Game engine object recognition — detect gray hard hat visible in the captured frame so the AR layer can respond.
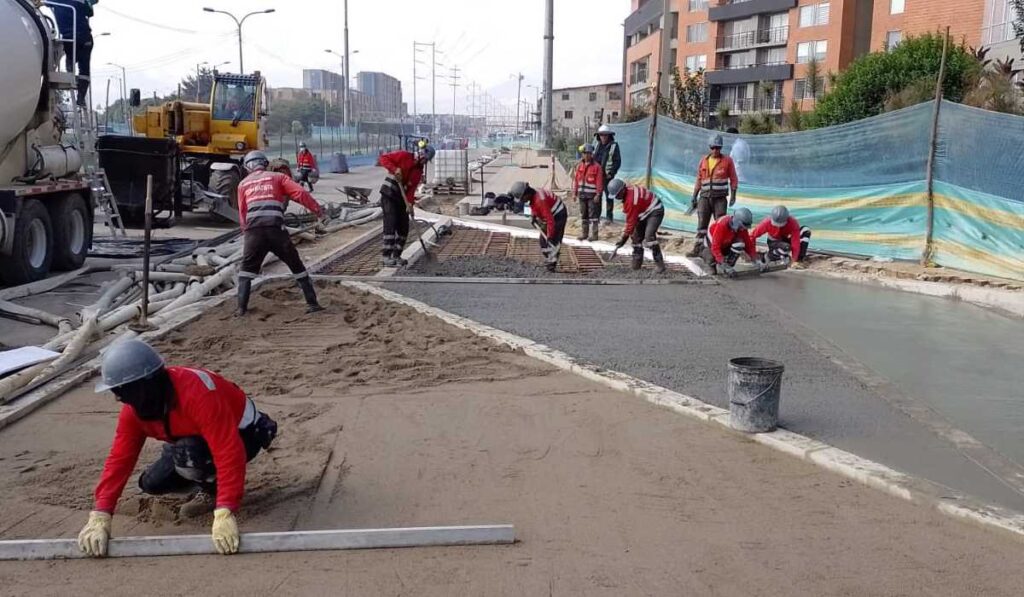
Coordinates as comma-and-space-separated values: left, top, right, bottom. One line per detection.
709, 134, 724, 148
299, 142, 307, 149
607, 178, 626, 199
582, 143, 595, 153
509, 181, 531, 200
731, 207, 753, 230
771, 205, 790, 227
95, 339, 165, 393
243, 150, 269, 171
417, 144, 436, 162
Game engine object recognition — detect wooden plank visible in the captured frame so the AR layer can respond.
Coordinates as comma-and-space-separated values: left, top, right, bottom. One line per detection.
0, 524, 515, 561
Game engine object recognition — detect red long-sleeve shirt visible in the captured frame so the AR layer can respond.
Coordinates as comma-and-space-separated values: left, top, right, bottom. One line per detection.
751, 216, 802, 259
93, 367, 251, 514
708, 215, 756, 264
621, 185, 663, 237
237, 170, 323, 231
377, 150, 424, 205
528, 188, 566, 238
572, 160, 605, 198
296, 150, 318, 170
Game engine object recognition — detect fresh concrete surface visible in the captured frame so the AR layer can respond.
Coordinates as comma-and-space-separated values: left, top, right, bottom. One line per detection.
384, 280, 1024, 512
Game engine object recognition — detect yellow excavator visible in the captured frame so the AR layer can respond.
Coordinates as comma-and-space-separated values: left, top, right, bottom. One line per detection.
100, 71, 269, 223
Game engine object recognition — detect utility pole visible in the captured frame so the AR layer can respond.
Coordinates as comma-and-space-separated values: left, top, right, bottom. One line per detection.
413, 41, 436, 132
449, 66, 461, 136
343, 0, 351, 128
542, 0, 554, 146
432, 45, 437, 136
412, 42, 417, 121
515, 72, 524, 135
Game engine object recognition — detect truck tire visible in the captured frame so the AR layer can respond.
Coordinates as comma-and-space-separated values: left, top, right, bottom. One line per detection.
51, 193, 93, 271
209, 168, 241, 210
0, 199, 54, 285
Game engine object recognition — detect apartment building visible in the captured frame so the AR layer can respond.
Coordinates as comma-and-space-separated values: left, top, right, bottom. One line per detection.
623, 0, 1022, 121
356, 72, 405, 119
551, 83, 624, 135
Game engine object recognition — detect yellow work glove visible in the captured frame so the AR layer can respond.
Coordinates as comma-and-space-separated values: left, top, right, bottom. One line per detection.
212, 508, 240, 555
77, 511, 112, 557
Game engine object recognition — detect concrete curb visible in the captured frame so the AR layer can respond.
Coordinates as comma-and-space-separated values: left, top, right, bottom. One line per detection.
791, 269, 1024, 319
345, 280, 1024, 544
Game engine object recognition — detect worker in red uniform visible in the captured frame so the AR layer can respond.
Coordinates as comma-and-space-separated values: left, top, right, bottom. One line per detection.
688, 134, 739, 257
750, 205, 811, 269
77, 340, 278, 557
573, 144, 605, 242
295, 143, 319, 191
235, 150, 326, 316
701, 207, 766, 277
510, 181, 567, 272
607, 178, 667, 273
377, 143, 436, 266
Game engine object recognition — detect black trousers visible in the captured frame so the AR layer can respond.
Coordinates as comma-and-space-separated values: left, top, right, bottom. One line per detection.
696, 193, 728, 237
631, 210, 665, 255
63, 36, 93, 104
138, 429, 263, 496
381, 193, 409, 259
240, 226, 308, 279
538, 210, 568, 250
766, 227, 812, 262
700, 236, 743, 269
578, 195, 600, 222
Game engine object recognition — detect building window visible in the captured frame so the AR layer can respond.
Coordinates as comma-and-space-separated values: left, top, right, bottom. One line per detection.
608, 89, 622, 101
564, 110, 574, 120
561, 92, 570, 100
799, 2, 830, 27
688, 0, 708, 12
630, 56, 651, 85
794, 77, 825, 100
589, 92, 598, 102
612, 111, 620, 119
890, 0, 905, 14
594, 110, 603, 120
885, 30, 902, 50
983, 0, 1020, 45
686, 22, 708, 43
684, 54, 708, 72
797, 40, 827, 63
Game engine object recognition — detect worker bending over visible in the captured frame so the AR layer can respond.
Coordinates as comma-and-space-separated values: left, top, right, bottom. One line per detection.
751, 205, 811, 269
235, 151, 325, 316
593, 125, 622, 224
510, 181, 567, 272
78, 340, 278, 557
702, 207, 767, 278
688, 134, 739, 257
234, 151, 325, 315
377, 143, 436, 266
608, 179, 666, 273
573, 144, 605, 242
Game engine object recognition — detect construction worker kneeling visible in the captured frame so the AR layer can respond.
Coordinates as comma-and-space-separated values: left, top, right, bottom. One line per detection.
510, 181, 567, 272
235, 150, 326, 316
751, 205, 812, 269
701, 207, 768, 278
78, 340, 278, 557
608, 179, 666, 273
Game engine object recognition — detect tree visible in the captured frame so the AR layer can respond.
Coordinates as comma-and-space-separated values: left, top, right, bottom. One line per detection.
739, 111, 778, 135
1013, 0, 1024, 55
178, 67, 215, 103
622, 103, 651, 123
785, 101, 807, 131
658, 66, 709, 126
805, 57, 822, 104
813, 33, 982, 126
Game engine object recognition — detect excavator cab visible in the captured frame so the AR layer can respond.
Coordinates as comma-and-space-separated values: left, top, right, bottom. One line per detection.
208, 73, 267, 155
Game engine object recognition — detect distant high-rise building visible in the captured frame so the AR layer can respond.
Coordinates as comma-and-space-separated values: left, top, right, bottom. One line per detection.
357, 72, 405, 119
303, 69, 345, 102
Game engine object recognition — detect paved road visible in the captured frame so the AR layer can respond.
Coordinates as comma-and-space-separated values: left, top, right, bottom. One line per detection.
385, 280, 1024, 512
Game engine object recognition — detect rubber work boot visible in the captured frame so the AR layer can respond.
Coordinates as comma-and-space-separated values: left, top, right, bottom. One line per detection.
631, 254, 644, 271
179, 488, 215, 519
686, 236, 704, 258
235, 277, 252, 317
577, 220, 589, 242
588, 220, 599, 242
652, 246, 667, 274
297, 277, 323, 313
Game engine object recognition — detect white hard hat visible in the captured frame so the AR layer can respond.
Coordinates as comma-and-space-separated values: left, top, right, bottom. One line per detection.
598, 125, 613, 134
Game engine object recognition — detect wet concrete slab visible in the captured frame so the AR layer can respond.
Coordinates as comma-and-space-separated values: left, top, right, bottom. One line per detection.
385, 281, 1024, 512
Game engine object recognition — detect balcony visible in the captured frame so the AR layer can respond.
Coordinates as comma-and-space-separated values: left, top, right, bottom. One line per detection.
716, 26, 789, 52
706, 62, 792, 85
709, 0, 797, 22
711, 96, 785, 115
625, 0, 665, 38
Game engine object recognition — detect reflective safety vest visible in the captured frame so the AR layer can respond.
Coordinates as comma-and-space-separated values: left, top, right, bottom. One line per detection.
621, 185, 663, 237
573, 160, 605, 199
696, 154, 738, 199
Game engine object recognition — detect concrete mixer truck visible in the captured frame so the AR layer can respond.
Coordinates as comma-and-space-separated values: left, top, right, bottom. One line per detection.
0, 0, 97, 285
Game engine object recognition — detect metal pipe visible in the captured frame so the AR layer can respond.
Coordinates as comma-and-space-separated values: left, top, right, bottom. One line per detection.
314, 275, 714, 286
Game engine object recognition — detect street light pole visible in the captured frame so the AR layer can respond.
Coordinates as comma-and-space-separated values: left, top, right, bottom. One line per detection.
343, 0, 350, 128
202, 7, 276, 73
107, 62, 128, 129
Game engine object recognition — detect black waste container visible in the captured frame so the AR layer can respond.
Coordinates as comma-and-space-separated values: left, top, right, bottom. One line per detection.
97, 136, 179, 223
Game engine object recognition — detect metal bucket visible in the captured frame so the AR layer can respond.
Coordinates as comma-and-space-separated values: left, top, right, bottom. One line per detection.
727, 357, 784, 433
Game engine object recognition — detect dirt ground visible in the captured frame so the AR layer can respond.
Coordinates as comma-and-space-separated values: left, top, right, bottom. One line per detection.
0, 283, 1023, 596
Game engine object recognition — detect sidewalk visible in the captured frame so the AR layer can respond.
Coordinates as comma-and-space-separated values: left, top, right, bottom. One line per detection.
0, 284, 1021, 596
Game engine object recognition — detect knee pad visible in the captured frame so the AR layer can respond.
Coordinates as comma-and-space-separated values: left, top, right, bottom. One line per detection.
172, 437, 215, 483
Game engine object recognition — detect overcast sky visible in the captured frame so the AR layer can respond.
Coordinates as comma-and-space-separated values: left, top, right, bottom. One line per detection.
77, 0, 627, 114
